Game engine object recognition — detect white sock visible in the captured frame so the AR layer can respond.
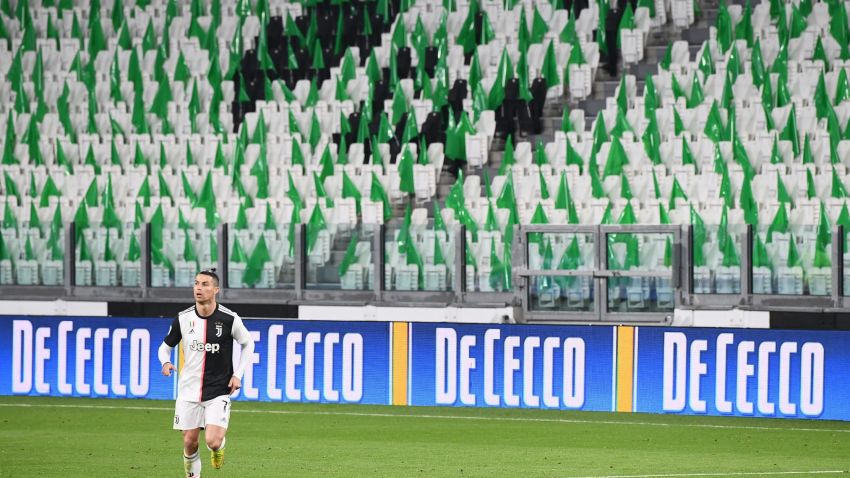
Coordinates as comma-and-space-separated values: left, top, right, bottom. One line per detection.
184, 451, 201, 477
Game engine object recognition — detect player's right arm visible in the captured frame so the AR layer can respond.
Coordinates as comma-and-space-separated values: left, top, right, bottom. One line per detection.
159, 317, 182, 376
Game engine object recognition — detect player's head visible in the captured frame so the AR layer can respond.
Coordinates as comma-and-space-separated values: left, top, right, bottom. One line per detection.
194, 268, 220, 305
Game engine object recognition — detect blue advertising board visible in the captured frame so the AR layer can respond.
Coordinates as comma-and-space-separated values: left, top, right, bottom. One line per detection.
408, 323, 616, 411
0, 316, 172, 399
5, 315, 850, 421
0, 316, 391, 405
633, 327, 850, 420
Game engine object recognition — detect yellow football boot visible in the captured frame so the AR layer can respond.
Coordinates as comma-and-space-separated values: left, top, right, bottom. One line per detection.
210, 448, 224, 469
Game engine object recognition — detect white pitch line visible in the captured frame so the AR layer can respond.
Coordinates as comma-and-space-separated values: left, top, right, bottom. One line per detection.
565, 471, 847, 478
1, 402, 850, 435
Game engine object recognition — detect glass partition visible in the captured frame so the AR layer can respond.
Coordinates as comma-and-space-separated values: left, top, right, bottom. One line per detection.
148, 223, 217, 288
14, 215, 850, 311
606, 231, 674, 312
76, 225, 144, 287
307, 223, 376, 290
843, 231, 850, 297
385, 219, 457, 292
2, 223, 65, 286
117, 228, 143, 288
527, 231, 596, 312
692, 224, 743, 295
463, 226, 511, 293
228, 222, 295, 289
753, 225, 831, 296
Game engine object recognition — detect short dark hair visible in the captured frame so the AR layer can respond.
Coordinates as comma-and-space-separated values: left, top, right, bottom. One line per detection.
197, 268, 220, 286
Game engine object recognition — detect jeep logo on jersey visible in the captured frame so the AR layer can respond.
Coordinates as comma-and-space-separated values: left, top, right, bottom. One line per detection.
215, 322, 223, 337
189, 340, 220, 353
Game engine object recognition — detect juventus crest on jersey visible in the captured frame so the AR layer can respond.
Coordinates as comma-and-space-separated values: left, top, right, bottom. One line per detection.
163, 304, 252, 402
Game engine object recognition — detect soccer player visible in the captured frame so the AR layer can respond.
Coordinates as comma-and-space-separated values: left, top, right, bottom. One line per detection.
158, 268, 255, 478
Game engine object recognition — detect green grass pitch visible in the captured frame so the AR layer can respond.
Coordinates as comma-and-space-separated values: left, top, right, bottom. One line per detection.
1, 396, 848, 477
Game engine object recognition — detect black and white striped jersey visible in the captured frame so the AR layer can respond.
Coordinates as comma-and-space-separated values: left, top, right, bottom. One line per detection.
161, 304, 253, 402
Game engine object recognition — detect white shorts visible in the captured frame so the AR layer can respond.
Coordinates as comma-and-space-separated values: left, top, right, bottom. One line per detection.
173, 395, 232, 431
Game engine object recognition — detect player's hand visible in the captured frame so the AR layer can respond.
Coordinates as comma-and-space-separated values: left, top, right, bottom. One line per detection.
228, 376, 242, 394
161, 362, 177, 377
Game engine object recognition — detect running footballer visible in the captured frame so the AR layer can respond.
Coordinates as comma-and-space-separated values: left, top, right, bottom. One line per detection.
158, 269, 255, 478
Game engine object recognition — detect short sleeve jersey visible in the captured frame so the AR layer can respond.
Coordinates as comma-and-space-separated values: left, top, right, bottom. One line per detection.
163, 304, 251, 402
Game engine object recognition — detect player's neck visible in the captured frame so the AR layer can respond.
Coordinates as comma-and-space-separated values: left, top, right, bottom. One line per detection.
195, 300, 217, 318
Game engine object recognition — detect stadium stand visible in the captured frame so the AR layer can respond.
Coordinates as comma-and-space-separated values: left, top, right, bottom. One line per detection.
1, 0, 850, 322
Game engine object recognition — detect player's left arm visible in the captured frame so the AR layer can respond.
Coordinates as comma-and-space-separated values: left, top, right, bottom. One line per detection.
228, 315, 255, 394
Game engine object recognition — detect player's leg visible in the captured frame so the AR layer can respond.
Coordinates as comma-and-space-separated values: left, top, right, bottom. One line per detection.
175, 400, 205, 478
182, 429, 202, 477
183, 428, 201, 455
205, 425, 227, 468
202, 395, 231, 469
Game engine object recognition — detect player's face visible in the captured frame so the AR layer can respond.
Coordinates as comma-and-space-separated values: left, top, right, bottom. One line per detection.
193, 275, 219, 304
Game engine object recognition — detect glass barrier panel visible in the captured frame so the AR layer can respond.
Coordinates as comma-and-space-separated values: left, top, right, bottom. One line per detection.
307, 223, 376, 291
117, 227, 143, 288
607, 232, 674, 312
464, 225, 509, 293
844, 233, 850, 297
527, 232, 596, 312
754, 225, 830, 296
528, 275, 595, 312
146, 224, 213, 288
77, 225, 143, 287
228, 223, 295, 289
692, 224, 743, 295
386, 220, 456, 292
3, 224, 65, 286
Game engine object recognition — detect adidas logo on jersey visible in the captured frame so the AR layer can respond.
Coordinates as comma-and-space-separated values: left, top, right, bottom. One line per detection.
188, 340, 221, 353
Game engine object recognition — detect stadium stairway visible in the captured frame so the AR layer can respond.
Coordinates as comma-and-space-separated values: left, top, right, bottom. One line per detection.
481, 0, 723, 187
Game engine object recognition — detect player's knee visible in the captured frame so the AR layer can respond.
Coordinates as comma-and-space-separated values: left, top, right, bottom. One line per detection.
206, 436, 223, 451
183, 435, 199, 453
